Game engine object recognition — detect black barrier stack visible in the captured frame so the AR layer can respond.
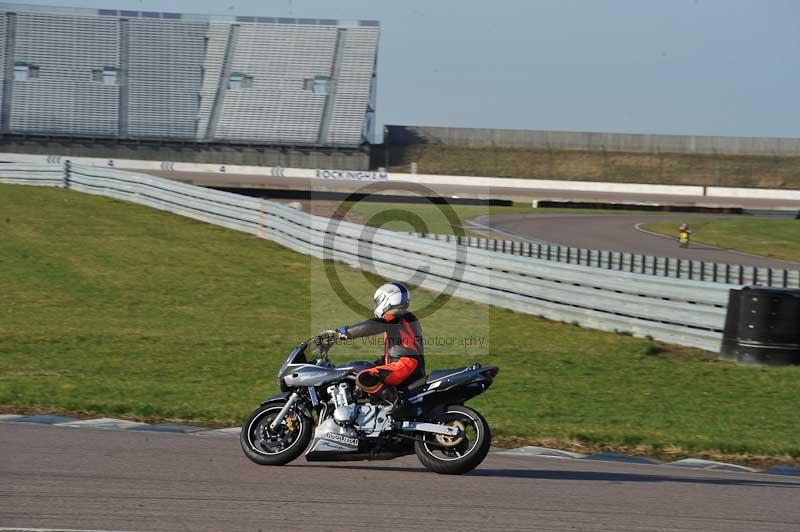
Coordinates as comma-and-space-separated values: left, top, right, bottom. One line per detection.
721, 286, 800, 365
719, 289, 741, 362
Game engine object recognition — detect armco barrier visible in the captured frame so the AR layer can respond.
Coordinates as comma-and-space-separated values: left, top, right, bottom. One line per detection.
414, 233, 800, 289
1, 162, 731, 351
8, 152, 800, 201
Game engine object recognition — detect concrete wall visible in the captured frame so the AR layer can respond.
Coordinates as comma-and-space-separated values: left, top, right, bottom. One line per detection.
0, 138, 369, 169
386, 125, 800, 156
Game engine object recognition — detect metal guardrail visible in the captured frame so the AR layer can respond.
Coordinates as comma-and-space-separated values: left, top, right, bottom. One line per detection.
1, 162, 731, 352
413, 233, 800, 289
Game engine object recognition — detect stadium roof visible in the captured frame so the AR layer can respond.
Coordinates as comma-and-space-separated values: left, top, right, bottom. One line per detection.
0, 3, 379, 27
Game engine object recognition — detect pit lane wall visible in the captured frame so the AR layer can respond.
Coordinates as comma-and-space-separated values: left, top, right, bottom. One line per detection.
2, 153, 800, 202
1, 162, 728, 352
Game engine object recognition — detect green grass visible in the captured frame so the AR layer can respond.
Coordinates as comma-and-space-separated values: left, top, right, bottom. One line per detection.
642, 218, 800, 263
2, 185, 800, 460
386, 144, 800, 188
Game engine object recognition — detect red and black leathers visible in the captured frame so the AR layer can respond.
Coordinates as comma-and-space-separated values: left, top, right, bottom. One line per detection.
340, 309, 425, 386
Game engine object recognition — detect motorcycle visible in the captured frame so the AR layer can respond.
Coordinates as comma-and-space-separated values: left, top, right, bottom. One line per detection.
679, 230, 691, 248
240, 334, 499, 475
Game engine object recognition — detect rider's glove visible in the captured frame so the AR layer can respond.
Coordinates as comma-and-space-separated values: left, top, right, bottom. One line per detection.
319, 327, 348, 342
319, 329, 338, 342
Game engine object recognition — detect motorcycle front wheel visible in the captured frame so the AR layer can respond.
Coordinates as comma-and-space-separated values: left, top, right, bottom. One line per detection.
414, 405, 491, 475
240, 402, 312, 466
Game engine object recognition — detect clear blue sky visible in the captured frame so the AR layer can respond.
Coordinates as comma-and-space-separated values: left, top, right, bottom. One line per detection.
16, 0, 800, 138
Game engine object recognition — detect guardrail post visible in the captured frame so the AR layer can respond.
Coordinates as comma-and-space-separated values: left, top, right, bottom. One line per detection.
738, 265, 744, 285
700, 261, 706, 281
724, 263, 729, 284
64, 160, 71, 189
753, 266, 758, 285
783, 269, 788, 288
712, 262, 718, 283
556, 246, 562, 262
676, 259, 682, 279
768, 268, 773, 287
547, 245, 552, 261
664, 257, 670, 277
688, 260, 694, 280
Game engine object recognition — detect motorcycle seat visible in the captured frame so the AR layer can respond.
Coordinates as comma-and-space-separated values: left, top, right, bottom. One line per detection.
400, 366, 472, 396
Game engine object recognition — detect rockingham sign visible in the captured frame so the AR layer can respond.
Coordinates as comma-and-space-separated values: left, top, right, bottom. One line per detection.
315, 169, 388, 181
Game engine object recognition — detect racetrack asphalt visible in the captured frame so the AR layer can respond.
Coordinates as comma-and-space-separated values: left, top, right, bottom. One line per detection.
2, 424, 799, 532
472, 213, 800, 269
147, 170, 800, 269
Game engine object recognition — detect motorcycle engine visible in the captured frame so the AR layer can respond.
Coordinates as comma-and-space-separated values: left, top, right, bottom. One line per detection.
327, 383, 391, 436
353, 404, 393, 437
330, 382, 357, 426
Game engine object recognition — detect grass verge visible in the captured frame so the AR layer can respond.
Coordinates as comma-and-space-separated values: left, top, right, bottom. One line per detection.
2, 185, 800, 464
641, 218, 800, 263
386, 144, 800, 188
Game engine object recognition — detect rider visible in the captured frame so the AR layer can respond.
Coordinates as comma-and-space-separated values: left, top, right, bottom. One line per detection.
679, 223, 692, 245
323, 282, 425, 395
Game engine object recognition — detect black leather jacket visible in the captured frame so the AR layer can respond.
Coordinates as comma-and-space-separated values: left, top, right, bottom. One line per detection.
340, 309, 425, 380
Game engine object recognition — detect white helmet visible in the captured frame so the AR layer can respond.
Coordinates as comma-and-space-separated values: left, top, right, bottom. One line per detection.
373, 282, 410, 319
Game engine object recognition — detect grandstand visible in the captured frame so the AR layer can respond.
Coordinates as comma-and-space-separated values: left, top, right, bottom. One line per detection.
0, 3, 379, 168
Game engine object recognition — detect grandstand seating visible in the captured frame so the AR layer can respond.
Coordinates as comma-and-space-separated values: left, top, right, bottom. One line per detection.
0, 4, 379, 147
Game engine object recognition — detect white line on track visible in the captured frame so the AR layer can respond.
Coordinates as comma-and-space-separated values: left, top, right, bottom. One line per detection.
632, 223, 721, 251
464, 217, 550, 245
634, 222, 800, 264
0, 528, 141, 532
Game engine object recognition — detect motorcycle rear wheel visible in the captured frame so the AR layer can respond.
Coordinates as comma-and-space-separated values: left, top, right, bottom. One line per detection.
240, 402, 312, 466
414, 405, 491, 475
